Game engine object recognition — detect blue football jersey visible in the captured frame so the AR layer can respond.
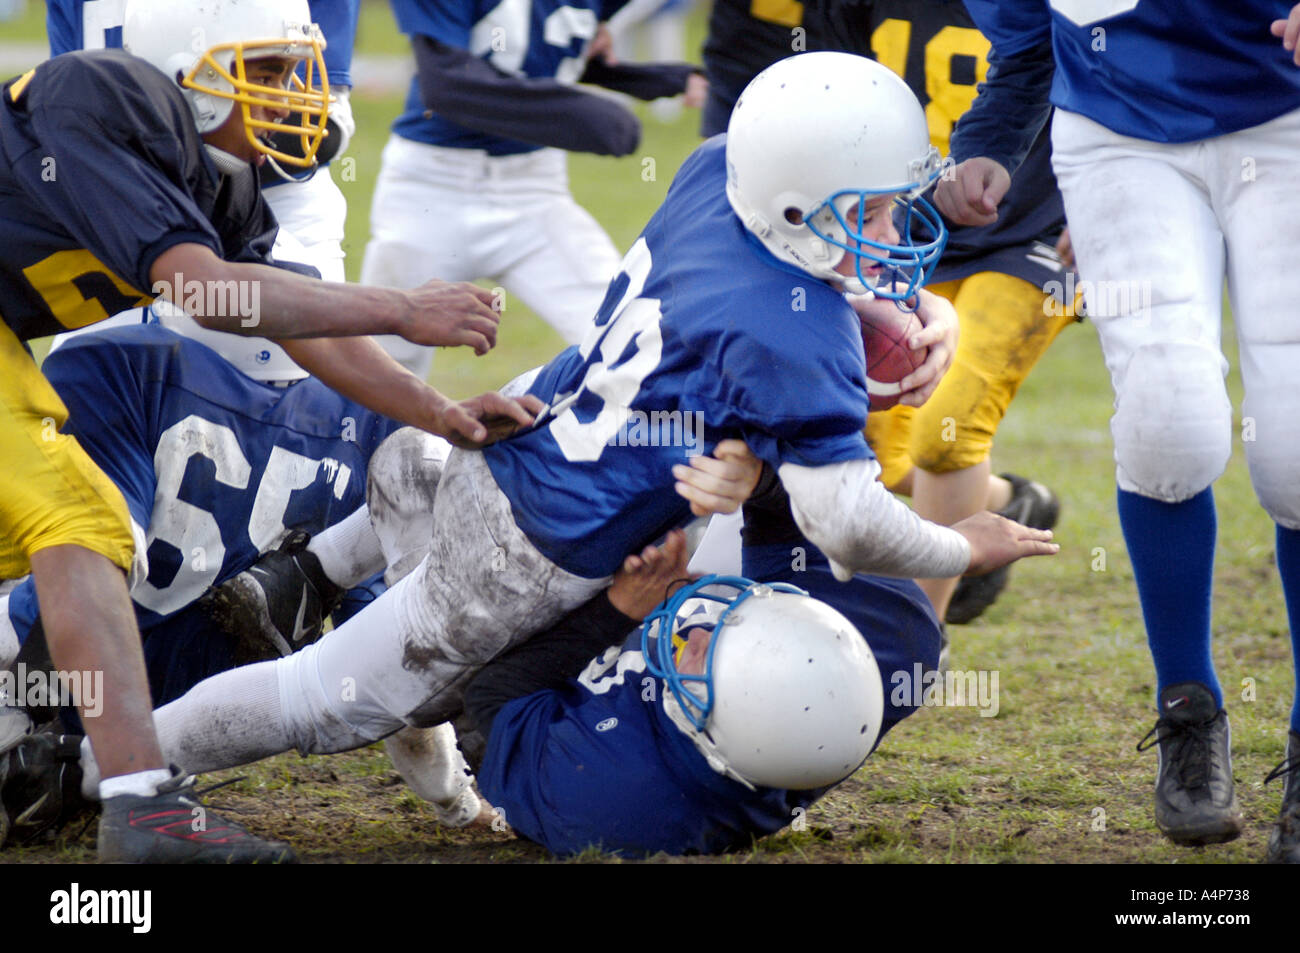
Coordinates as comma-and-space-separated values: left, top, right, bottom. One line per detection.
965, 0, 1300, 142
477, 542, 941, 857
483, 137, 872, 578
5, 325, 400, 703
46, 0, 124, 52
389, 0, 614, 153
47, 0, 360, 87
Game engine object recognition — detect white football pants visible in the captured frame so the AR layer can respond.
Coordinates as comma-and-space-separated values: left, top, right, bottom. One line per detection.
360, 135, 622, 378
267, 165, 348, 284
1051, 107, 1300, 527
145, 447, 609, 775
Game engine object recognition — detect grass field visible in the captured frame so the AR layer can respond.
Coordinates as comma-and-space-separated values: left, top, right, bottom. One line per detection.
3, 3, 1295, 867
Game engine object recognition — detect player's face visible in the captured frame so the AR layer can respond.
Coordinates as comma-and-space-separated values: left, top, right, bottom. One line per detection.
832, 193, 901, 279
676, 626, 713, 676
201, 56, 299, 165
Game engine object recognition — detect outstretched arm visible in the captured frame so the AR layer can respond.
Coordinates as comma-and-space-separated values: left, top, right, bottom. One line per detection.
780, 458, 1057, 580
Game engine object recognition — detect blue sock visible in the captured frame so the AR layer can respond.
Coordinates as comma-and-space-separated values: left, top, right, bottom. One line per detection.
1117, 487, 1220, 708
1275, 525, 1300, 733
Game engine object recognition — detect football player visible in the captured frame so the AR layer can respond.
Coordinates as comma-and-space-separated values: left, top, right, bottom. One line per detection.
935, 0, 1300, 862
48, 0, 359, 286
0, 0, 533, 863
45, 0, 386, 678
701, 1, 1074, 628
463, 469, 943, 856
67, 56, 1056, 852
361, 0, 706, 379
0, 428, 775, 843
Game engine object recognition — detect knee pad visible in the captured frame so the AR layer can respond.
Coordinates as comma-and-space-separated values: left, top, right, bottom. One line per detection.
1112, 343, 1231, 501
367, 429, 451, 584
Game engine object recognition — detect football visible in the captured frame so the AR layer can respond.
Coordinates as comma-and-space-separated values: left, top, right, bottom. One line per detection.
857, 304, 928, 411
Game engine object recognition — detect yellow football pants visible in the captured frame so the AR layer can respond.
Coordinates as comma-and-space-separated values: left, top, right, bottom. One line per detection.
866, 272, 1077, 491
0, 320, 135, 578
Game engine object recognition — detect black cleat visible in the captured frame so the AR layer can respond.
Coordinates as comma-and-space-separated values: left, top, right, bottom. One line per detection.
0, 729, 93, 847
202, 530, 343, 664
98, 769, 297, 864
946, 473, 1060, 625
1137, 682, 1243, 847
1266, 729, 1300, 864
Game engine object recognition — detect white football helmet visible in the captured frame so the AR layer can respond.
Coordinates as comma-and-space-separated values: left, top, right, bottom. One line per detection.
643, 576, 884, 791
123, 0, 329, 169
725, 52, 946, 301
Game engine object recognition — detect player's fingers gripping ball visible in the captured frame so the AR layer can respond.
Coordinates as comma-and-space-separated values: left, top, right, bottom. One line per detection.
856, 299, 929, 411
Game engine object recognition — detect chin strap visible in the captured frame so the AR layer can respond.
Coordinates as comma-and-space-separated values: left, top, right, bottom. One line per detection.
263, 153, 318, 184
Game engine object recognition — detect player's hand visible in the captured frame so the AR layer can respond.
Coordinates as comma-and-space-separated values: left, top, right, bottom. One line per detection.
399, 281, 501, 355
672, 439, 762, 518
325, 86, 355, 160
895, 288, 958, 407
933, 157, 1010, 227
431, 392, 544, 449
952, 510, 1058, 576
1055, 225, 1075, 270
609, 529, 690, 620
588, 23, 618, 65
1272, 4, 1300, 66
683, 72, 709, 109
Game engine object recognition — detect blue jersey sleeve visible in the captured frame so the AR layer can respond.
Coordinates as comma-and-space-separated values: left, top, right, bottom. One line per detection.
962, 0, 1051, 56
310, 0, 361, 87
948, 36, 1055, 175
46, 0, 85, 56
715, 308, 873, 471
389, 0, 475, 47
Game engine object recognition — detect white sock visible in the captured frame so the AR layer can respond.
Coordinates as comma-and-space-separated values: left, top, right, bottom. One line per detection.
82, 660, 290, 800
1, 590, 34, 752
307, 506, 385, 589
98, 768, 172, 800
153, 660, 288, 775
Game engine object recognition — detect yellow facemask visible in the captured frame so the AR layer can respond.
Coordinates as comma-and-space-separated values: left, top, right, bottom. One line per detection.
181, 28, 330, 169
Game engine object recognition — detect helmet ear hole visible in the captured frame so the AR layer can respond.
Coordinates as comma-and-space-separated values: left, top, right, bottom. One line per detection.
783, 207, 804, 226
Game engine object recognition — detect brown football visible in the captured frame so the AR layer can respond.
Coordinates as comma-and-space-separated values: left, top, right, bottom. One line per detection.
859, 307, 928, 411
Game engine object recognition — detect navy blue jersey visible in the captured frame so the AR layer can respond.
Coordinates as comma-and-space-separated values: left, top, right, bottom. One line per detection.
483, 137, 872, 578
47, 0, 361, 88
701, 0, 804, 135
477, 540, 941, 857
0, 51, 287, 341
4, 325, 400, 703
863, 0, 1066, 285
390, 0, 616, 154
965, 0, 1300, 143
